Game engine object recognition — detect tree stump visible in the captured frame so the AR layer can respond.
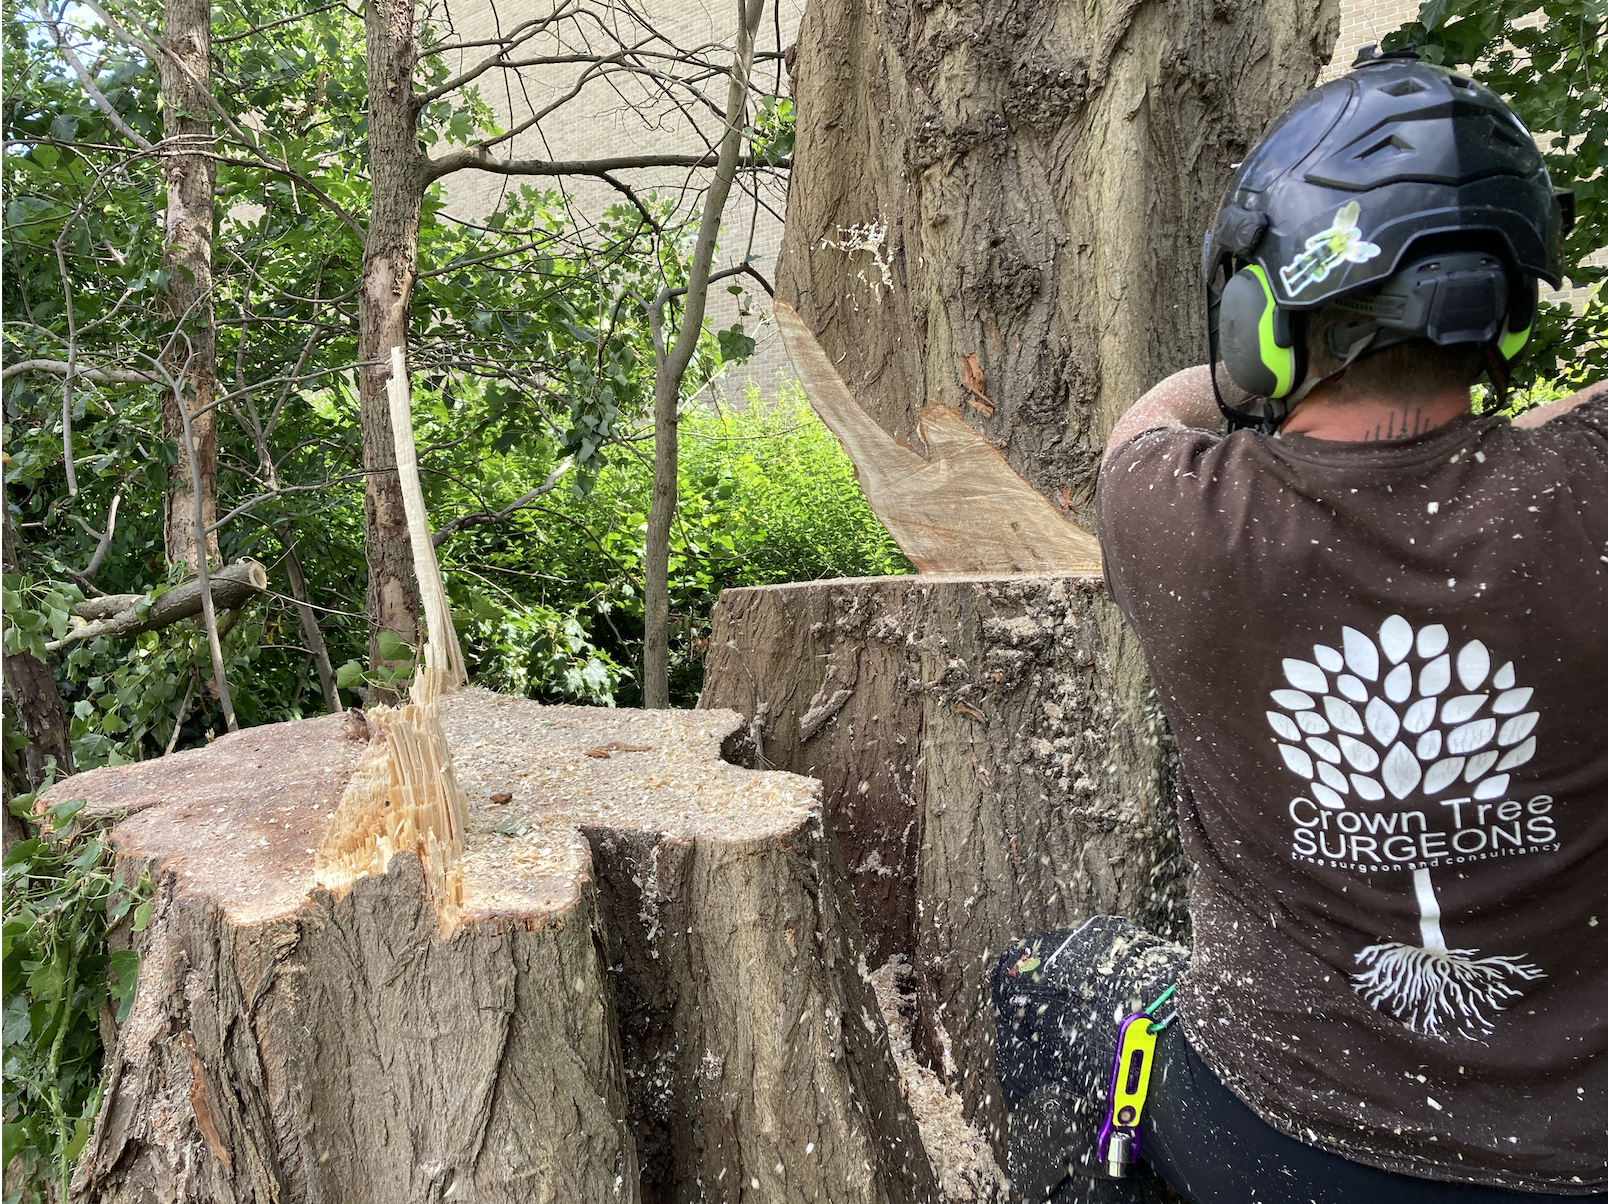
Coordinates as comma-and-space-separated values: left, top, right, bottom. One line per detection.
698, 575, 1186, 1150
52, 689, 937, 1203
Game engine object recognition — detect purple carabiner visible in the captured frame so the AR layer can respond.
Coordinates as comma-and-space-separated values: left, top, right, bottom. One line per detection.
1094, 1012, 1152, 1178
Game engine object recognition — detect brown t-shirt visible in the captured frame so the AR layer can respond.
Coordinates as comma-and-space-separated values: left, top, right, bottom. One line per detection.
1097, 398, 1608, 1193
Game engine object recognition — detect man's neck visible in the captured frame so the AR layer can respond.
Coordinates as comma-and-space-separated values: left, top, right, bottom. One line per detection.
1279, 385, 1472, 443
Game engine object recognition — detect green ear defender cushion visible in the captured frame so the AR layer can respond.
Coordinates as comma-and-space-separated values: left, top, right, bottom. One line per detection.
1218, 265, 1303, 399
1498, 275, 1538, 362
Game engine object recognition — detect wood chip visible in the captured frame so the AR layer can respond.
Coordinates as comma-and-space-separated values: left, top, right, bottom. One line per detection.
490, 792, 512, 805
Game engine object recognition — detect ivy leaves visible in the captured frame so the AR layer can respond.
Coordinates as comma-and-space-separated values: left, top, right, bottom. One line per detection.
2, 792, 153, 1202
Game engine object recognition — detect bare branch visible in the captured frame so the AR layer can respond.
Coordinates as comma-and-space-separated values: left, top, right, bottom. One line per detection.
432, 457, 573, 546
64, 493, 121, 579
424, 146, 787, 184
1, 358, 160, 385
45, 558, 268, 651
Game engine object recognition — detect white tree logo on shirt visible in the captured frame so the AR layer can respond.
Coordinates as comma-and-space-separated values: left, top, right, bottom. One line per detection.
1266, 614, 1544, 1039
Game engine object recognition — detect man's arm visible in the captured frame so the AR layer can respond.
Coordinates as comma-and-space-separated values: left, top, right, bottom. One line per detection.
1510, 384, 1606, 429
1104, 365, 1222, 463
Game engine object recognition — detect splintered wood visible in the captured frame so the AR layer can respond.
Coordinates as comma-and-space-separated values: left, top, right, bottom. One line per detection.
311, 359, 472, 929
315, 606, 471, 928
313, 682, 468, 929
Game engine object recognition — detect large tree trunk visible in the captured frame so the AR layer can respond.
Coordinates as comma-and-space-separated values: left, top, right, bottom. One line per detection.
358, 0, 424, 673
159, 0, 218, 572
777, 0, 1338, 527
55, 691, 937, 1204
698, 575, 1186, 1153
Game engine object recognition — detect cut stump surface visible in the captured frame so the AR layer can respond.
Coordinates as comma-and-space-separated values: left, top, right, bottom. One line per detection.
52, 688, 937, 1204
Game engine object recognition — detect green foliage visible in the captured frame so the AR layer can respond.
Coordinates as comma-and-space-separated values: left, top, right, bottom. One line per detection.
2, 792, 152, 1203
716, 322, 757, 364
513, 383, 911, 705
747, 95, 795, 166
1, 5, 897, 1185
1384, 0, 1608, 388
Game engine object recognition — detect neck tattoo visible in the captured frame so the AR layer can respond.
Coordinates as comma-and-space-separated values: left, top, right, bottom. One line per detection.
1361, 406, 1431, 442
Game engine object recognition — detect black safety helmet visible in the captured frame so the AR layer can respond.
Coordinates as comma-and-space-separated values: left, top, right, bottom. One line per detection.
1203, 46, 1572, 430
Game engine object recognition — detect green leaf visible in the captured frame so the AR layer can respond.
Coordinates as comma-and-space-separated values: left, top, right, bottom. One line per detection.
376, 631, 413, 661
717, 323, 756, 364
335, 660, 366, 689
107, 950, 141, 1022
132, 901, 152, 932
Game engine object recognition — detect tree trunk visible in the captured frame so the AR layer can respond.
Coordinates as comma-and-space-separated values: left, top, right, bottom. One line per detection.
776, 0, 1338, 528
1, 508, 73, 810
281, 539, 342, 713
358, 0, 424, 679
55, 691, 938, 1204
159, 0, 218, 573
698, 575, 1186, 1154
642, 0, 767, 709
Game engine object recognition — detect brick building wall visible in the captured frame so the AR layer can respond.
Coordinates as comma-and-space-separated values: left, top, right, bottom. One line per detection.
440, 0, 1593, 401
437, 0, 804, 404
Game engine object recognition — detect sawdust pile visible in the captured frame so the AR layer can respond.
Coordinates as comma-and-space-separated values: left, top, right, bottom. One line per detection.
869, 956, 1007, 1203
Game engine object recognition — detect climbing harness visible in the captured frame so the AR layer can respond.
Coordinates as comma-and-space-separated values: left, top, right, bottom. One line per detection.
1094, 983, 1177, 1179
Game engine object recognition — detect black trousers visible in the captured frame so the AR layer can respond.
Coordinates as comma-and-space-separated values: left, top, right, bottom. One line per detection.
1141, 1023, 1600, 1203
991, 917, 1603, 1204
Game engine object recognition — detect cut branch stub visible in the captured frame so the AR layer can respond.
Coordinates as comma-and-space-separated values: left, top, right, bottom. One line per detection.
48, 558, 268, 650
53, 689, 937, 1204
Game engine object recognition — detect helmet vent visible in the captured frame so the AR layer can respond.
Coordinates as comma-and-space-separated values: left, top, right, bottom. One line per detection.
1383, 78, 1427, 97
1360, 134, 1415, 161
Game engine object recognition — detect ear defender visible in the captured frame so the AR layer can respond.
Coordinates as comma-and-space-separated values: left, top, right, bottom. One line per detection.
1497, 275, 1537, 362
1218, 265, 1305, 399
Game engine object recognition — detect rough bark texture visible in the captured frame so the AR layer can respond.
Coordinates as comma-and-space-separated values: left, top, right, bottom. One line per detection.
158, 0, 218, 572
1, 511, 72, 816
48, 558, 268, 650
53, 692, 937, 1204
698, 575, 1185, 1150
359, 0, 424, 669
777, 0, 1338, 527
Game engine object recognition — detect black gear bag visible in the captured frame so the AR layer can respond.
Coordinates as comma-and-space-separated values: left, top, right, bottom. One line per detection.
991, 916, 1189, 1203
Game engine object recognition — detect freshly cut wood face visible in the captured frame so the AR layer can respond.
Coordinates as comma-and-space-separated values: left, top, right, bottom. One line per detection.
66, 688, 816, 933
50, 689, 934, 1203
775, 301, 1102, 577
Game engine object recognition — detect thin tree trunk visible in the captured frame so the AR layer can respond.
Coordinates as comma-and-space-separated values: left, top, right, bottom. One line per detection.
282, 538, 342, 713
158, 0, 218, 573
1, 509, 73, 801
358, 0, 424, 688
643, 0, 767, 709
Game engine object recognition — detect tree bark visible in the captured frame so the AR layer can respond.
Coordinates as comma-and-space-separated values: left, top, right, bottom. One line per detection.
698, 575, 1186, 1154
46, 558, 268, 651
2, 511, 73, 802
642, 0, 768, 710
158, 0, 218, 572
54, 691, 938, 1203
359, 0, 424, 679
776, 0, 1338, 527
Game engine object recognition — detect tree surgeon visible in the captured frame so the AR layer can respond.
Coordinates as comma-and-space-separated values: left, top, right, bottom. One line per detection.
993, 49, 1607, 1202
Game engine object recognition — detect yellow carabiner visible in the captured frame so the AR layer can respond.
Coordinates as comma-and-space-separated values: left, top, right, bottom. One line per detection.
1110, 1015, 1159, 1131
